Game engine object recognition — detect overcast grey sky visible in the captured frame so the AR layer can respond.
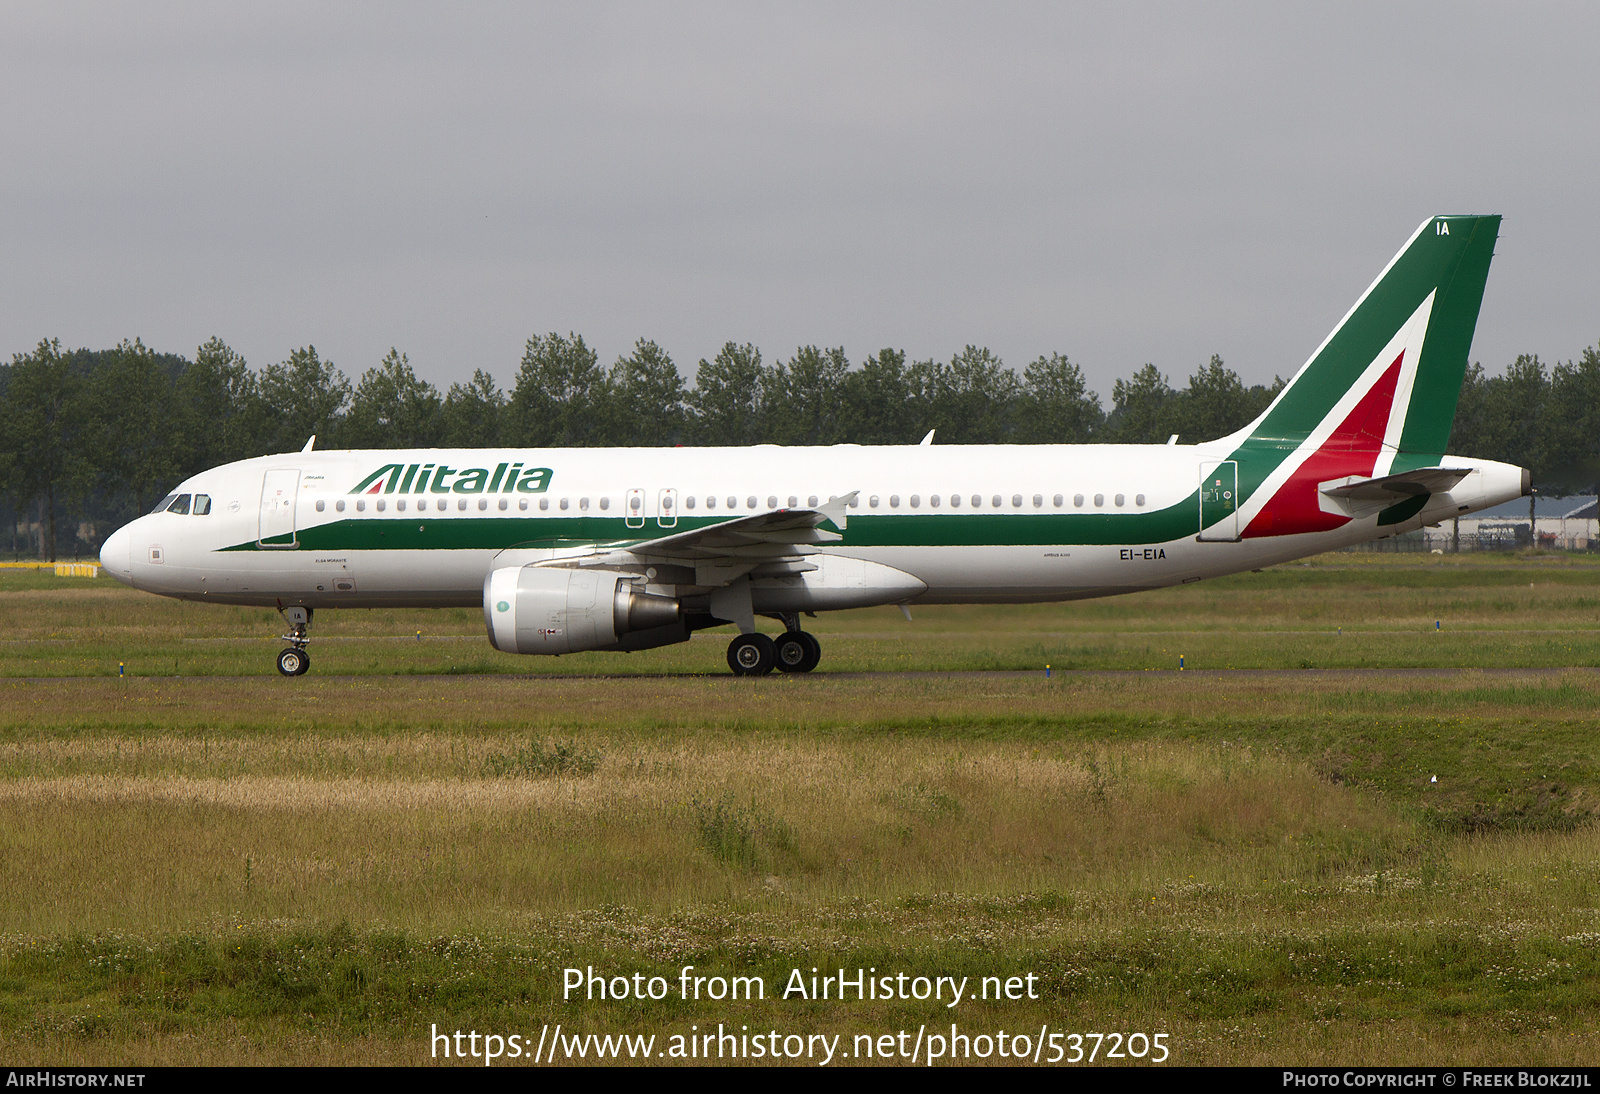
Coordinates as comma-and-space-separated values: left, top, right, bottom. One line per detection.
3, 2, 1596, 400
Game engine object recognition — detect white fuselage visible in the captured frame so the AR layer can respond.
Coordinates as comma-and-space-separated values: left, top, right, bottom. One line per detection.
99, 442, 1528, 614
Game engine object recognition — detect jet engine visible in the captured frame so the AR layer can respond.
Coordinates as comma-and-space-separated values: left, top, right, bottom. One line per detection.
483, 566, 684, 655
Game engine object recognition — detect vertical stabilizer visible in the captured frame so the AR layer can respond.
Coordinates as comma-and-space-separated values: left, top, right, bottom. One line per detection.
1224, 215, 1500, 538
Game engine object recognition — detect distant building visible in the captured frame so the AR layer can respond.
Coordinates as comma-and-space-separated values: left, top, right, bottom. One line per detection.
1429, 495, 1598, 551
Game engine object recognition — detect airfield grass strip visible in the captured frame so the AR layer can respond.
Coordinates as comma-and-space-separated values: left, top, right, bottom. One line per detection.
3, 554, 1600, 1063
5, 912, 1600, 1065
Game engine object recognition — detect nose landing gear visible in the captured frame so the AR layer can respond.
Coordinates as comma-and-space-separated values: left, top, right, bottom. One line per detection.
276, 605, 312, 676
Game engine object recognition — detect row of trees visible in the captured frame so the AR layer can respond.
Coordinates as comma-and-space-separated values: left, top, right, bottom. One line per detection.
1451, 352, 1600, 496
2, 333, 1596, 558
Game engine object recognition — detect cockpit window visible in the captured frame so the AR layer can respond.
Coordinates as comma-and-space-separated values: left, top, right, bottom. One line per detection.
166, 494, 192, 515
193, 494, 212, 515
151, 494, 178, 514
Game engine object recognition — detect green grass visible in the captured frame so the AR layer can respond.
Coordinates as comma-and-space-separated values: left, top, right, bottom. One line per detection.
2, 550, 1597, 677
1, 553, 1599, 1064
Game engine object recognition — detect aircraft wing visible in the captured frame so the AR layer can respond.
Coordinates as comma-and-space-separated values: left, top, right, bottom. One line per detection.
533, 492, 858, 585
612, 492, 854, 559
1320, 467, 1473, 503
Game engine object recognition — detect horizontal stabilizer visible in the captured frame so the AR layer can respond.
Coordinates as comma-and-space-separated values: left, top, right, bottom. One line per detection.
1315, 466, 1473, 519
1320, 466, 1472, 503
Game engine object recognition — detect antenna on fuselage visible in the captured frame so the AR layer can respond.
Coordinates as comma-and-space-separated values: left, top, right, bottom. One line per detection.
301, 436, 317, 453
920, 430, 935, 446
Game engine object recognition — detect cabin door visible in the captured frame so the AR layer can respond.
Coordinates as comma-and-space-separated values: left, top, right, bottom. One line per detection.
258, 469, 300, 548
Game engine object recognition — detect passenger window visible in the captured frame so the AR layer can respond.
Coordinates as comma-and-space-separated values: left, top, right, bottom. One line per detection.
1093, 494, 1104, 507
335, 499, 345, 512
746, 496, 757, 509
889, 495, 900, 508
1074, 494, 1084, 507
599, 497, 610, 510
768, 495, 778, 508
498, 498, 508, 511
930, 495, 940, 507
787, 495, 798, 508
560, 498, 569, 510
727, 496, 737, 509
193, 495, 212, 515
869, 496, 880, 508
807, 495, 818, 507
356, 500, 366, 512
377, 499, 387, 512
909, 495, 920, 508
579, 497, 589, 510
398, 499, 408, 512
1033, 494, 1043, 508
685, 497, 696, 510
971, 495, 981, 508
1115, 494, 1125, 507
315, 500, 325, 512
1052, 494, 1063, 507
479, 498, 489, 510
950, 494, 960, 508
991, 495, 1001, 508
1136, 494, 1146, 507
1012, 494, 1023, 508
166, 494, 192, 515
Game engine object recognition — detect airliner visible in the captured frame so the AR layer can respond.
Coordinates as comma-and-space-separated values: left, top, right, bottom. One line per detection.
100, 215, 1526, 676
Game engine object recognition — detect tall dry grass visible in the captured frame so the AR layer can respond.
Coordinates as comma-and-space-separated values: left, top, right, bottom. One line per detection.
0, 737, 1409, 936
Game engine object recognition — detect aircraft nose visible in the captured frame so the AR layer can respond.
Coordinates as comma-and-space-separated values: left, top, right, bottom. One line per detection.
100, 523, 134, 586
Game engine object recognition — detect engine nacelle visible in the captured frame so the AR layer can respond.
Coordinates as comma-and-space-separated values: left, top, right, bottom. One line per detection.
484, 566, 684, 655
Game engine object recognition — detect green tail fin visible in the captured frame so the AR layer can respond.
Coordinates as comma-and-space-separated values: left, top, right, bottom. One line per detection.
1238, 214, 1499, 461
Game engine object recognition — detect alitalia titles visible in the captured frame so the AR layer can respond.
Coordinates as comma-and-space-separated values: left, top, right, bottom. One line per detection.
350, 462, 552, 496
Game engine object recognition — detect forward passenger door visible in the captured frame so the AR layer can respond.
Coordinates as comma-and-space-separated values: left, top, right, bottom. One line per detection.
258, 469, 300, 548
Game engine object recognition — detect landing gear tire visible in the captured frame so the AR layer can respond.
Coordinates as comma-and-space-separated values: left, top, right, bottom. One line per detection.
774, 631, 821, 673
727, 633, 777, 676
277, 647, 310, 677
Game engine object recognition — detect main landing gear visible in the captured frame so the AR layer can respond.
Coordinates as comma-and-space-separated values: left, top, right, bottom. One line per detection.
726, 614, 822, 676
276, 605, 312, 676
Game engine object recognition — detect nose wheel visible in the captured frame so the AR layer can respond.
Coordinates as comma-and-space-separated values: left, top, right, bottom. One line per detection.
276, 604, 313, 676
